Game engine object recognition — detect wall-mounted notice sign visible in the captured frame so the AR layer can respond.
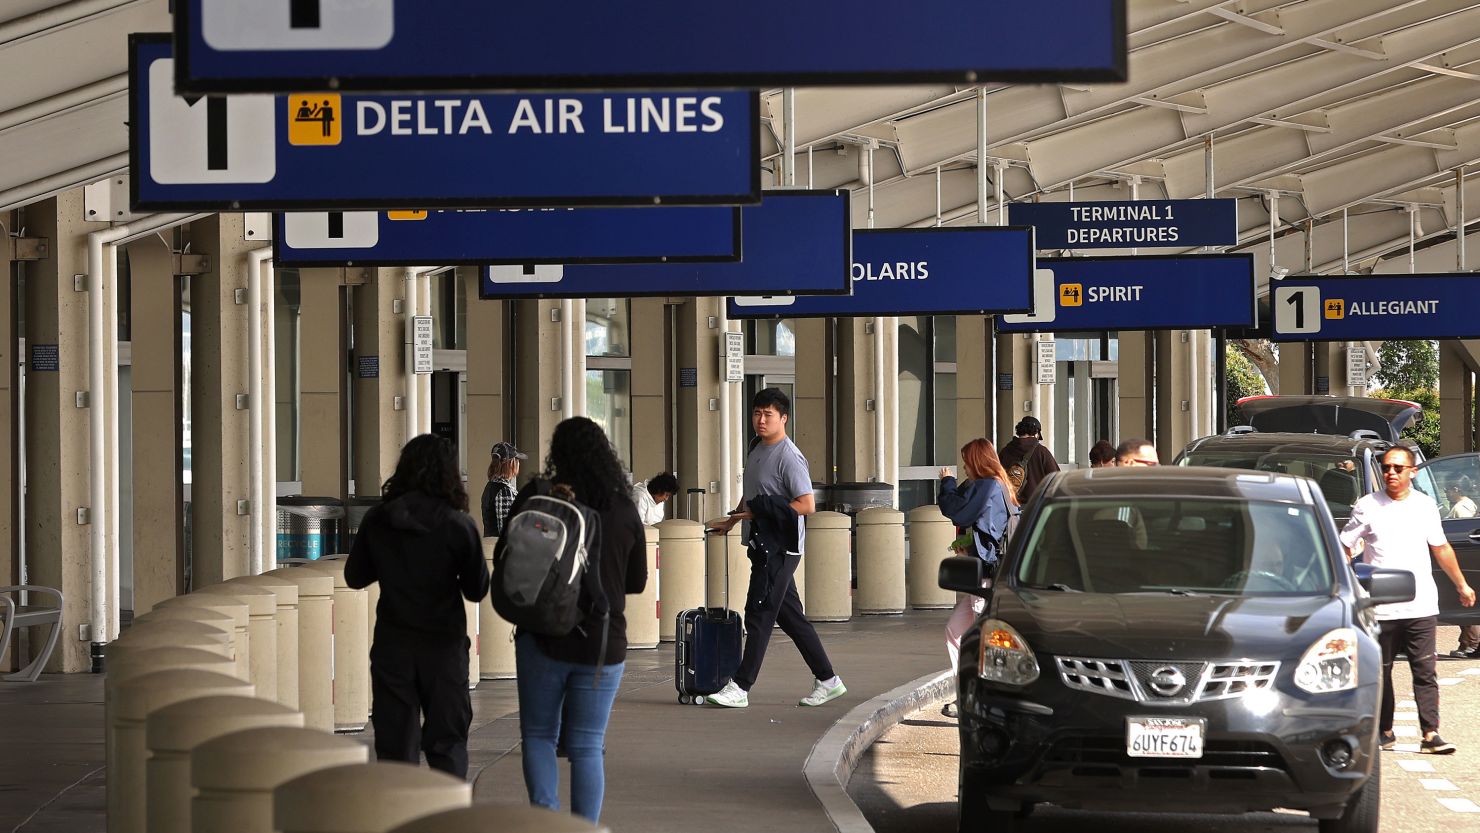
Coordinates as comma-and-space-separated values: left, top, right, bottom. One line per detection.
996, 253, 1256, 333
727, 227, 1034, 319
1036, 340, 1057, 385
273, 207, 741, 266
130, 35, 759, 211
1009, 199, 1238, 249
412, 316, 433, 374
724, 331, 745, 383
1272, 274, 1480, 341
174, 0, 1126, 93
479, 190, 851, 299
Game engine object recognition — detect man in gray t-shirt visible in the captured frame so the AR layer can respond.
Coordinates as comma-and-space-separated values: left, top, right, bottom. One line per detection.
704, 388, 845, 710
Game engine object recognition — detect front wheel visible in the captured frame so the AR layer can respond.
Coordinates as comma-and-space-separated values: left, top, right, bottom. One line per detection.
1319, 755, 1380, 833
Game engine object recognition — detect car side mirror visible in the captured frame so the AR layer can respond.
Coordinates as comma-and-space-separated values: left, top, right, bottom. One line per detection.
939, 556, 987, 596
1356, 566, 1416, 608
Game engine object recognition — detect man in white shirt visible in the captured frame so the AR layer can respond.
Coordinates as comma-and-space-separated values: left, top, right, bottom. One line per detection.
1340, 446, 1475, 755
630, 472, 678, 527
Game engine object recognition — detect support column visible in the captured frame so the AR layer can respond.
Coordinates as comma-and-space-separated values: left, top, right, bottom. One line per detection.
993, 334, 1016, 445
1155, 330, 1195, 463
1117, 332, 1154, 444
1440, 341, 1476, 456
1278, 343, 1313, 397
835, 320, 874, 482
126, 239, 183, 612
351, 269, 409, 498
188, 214, 256, 586
792, 318, 829, 483
629, 298, 669, 480
955, 316, 990, 451
298, 269, 347, 499
24, 191, 105, 670
463, 269, 505, 535
513, 300, 565, 484
674, 298, 723, 517
1, 217, 16, 671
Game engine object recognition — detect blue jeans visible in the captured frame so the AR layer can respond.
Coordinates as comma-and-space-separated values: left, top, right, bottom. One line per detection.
515, 633, 625, 822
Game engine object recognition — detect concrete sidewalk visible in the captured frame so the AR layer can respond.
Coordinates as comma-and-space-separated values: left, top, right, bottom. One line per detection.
1, 610, 950, 832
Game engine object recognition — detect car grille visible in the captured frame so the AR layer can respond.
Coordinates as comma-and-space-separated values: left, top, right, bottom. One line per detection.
1057, 657, 1279, 705
1042, 735, 1288, 772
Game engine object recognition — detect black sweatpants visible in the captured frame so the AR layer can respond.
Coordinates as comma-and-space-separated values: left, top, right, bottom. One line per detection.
369, 630, 473, 778
733, 549, 835, 691
1378, 616, 1441, 736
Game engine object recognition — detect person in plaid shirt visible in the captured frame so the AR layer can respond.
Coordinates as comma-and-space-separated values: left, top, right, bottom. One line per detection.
480, 441, 527, 537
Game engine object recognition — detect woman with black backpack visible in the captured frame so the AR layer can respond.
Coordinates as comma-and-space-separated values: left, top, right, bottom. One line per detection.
937, 438, 1019, 717
505, 417, 647, 823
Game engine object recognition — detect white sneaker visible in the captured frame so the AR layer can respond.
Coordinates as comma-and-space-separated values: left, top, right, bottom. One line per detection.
706, 681, 749, 708
800, 678, 847, 707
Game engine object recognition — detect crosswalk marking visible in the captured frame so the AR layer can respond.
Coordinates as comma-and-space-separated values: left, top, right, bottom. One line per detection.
1397, 760, 1436, 772
1437, 798, 1480, 813
1420, 779, 1459, 791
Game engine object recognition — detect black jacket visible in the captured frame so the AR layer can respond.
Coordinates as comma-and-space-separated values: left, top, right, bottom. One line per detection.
345, 492, 489, 641
745, 495, 801, 609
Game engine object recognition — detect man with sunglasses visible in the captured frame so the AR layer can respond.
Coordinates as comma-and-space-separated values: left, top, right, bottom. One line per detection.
1114, 438, 1159, 467
1340, 445, 1476, 755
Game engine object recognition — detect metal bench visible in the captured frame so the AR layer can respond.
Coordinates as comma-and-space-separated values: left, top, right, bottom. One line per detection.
0, 585, 64, 682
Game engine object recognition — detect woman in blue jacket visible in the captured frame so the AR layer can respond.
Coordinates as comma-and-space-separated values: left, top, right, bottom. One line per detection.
938, 438, 1019, 688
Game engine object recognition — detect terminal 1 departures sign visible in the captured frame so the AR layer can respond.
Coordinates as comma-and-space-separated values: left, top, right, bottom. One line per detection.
274, 206, 741, 267
173, 0, 1126, 93
479, 190, 851, 300
1271, 274, 1480, 341
130, 36, 759, 211
1008, 199, 1238, 250
995, 253, 1257, 333
726, 227, 1035, 320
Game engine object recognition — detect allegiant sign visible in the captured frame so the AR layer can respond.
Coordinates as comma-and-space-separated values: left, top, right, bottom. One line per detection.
1271, 274, 1480, 341
1009, 199, 1237, 249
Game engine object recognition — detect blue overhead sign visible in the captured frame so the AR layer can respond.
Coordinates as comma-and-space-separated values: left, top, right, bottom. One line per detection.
726, 227, 1035, 319
130, 36, 759, 211
273, 207, 741, 267
1272, 274, 1480, 341
1009, 199, 1238, 249
479, 191, 851, 299
173, 1, 1127, 93
995, 254, 1256, 333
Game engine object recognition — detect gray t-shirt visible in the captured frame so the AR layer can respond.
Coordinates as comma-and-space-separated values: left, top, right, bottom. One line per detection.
742, 435, 813, 554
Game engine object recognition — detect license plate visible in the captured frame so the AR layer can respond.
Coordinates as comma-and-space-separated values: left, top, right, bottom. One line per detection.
1126, 716, 1205, 759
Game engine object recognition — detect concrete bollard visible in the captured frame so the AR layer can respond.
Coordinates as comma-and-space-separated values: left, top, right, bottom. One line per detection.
907, 506, 957, 609
154, 594, 253, 681
464, 597, 479, 690
656, 520, 705, 641
146, 695, 302, 833
274, 762, 470, 833
111, 669, 255, 833
196, 583, 280, 703
387, 804, 608, 833
264, 567, 336, 731
114, 619, 234, 656
366, 579, 380, 643
855, 508, 906, 615
803, 511, 852, 622
300, 560, 369, 733
192, 726, 368, 833
704, 522, 746, 611
229, 574, 302, 709
132, 607, 246, 678
479, 538, 516, 679
627, 525, 659, 649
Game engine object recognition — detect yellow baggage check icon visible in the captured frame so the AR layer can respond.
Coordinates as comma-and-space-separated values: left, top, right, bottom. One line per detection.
288, 94, 342, 146
1324, 299, 1345, 320
1059, 283, 1084, 307
387, 211, 428, 221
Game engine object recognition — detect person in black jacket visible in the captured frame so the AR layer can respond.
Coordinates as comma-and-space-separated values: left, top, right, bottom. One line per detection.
511, 417, 647, 823
345, 434, 489, 778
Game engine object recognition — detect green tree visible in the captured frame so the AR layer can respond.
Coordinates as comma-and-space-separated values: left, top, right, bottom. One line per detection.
1225, 347, 1267, 428
1371, 340, 1440, 458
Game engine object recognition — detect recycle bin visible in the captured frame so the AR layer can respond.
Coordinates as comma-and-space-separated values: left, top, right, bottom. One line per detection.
345, 496, 382, 552
276, 497, 346, 562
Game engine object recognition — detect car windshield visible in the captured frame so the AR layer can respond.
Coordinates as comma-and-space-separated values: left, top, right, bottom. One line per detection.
1177, 451, 1363, 519
1013, 498, 1335, 596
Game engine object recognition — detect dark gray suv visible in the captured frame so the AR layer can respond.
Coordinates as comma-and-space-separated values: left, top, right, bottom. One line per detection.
939, 467, 1415, 833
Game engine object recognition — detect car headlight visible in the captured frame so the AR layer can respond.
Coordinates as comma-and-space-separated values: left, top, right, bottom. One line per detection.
977, 619, 1039, 687
1295, 628, 1358, 694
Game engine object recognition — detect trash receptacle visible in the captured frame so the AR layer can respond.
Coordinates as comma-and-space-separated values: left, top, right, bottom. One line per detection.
276, 497, 346, 561
345, 496, 381, 552
826, 482, 895, 514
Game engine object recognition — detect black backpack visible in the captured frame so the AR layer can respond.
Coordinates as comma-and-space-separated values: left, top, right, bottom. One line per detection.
974, 489, 1020, 564
489, 480, 608, 644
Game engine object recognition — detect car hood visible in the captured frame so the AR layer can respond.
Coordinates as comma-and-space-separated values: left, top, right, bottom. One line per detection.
1235, 395, 1418, 442
995, 590, 1350, 660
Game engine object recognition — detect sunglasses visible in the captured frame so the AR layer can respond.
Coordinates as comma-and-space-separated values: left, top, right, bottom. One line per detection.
1379, 463, 1415, 473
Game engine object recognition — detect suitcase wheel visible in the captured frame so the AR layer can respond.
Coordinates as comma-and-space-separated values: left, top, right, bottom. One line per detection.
679, 695, 691, 705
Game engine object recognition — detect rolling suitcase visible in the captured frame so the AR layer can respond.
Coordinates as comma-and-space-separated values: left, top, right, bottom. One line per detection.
675, 525, 742, 705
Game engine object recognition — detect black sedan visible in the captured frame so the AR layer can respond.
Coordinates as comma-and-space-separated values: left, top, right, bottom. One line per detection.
939, 467, 1415, 833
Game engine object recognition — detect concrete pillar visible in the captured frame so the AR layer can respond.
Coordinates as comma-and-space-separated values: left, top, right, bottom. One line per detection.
994, 333, 1016, 445
1278, 342, 1313, 397
792, 317, 830, 483
352, 269, 407, 502
1441, 341, 1476, 456
855, 508, 905, 614
704, 525, 745, 610
803, 511, 851, 622
1, 225, 15, 672
230, 573, 301, 709
995, 332, 1050, 448
188, 214, 257, 585
145, 695, 302, 833
192, 726, 369, 833
1155, 330, 1195, 464
479, 538, 515, 678
629, 526, 660, 649
125, 240, 184, 613
387, 805, 607, 833
304, 560, 369, 732
513, 299, 565, 480
656, 520, 704, 639
674, 298, 724, 512
274, 762, 470, 833
835, 319, 898, 485
20, 191, 101, 670
299, 268, 347, 500
265, 566, 335, 731
956, 316, 991, 451
907, 506, 958, 610
195, 582, 278, 703
1117, 332, 1154, 444
464, 269, 506, 536
629, 298, 669, 479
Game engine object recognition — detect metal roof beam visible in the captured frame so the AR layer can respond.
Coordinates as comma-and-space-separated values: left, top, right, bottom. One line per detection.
1208, 5, 1285, 36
